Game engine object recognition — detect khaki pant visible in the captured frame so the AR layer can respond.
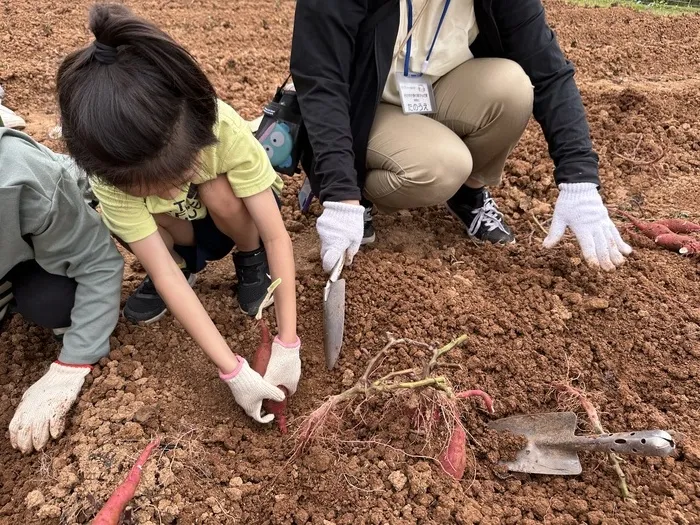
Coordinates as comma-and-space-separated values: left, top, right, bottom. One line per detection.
364, 58, 534, 213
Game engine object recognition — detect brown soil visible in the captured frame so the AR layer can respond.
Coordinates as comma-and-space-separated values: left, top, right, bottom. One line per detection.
2, 1, 700, 523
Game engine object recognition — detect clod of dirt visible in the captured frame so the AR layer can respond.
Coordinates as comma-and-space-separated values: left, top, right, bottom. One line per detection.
24, 490, 44, 509
584, 297, 610, 310
388, 470, 408, 492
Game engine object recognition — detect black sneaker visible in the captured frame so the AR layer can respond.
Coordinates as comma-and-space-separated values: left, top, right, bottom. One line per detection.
362, 204, 376, 245
446, 188, 515, 245
123, 270, 196, 324
233, 247, 274, 316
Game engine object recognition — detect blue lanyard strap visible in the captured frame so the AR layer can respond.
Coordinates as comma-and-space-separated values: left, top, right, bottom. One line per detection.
404, 0, 452, 77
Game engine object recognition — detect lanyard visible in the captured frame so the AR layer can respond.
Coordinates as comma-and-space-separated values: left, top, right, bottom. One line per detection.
404, 0, 451, 77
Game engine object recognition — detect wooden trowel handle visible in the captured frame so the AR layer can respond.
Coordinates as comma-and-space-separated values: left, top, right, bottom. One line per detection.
559, 430, 675, 457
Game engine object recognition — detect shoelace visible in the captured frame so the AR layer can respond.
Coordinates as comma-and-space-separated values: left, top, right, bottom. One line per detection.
468, 197, 509, 236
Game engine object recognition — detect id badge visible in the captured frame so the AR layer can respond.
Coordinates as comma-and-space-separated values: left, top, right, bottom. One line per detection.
396, 72, 436, 115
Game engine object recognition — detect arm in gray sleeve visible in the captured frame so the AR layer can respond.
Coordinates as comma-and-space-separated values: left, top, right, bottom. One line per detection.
30, 172, 124, 365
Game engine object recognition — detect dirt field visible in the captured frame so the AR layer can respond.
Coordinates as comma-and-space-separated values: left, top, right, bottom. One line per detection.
1, 1, 700, 523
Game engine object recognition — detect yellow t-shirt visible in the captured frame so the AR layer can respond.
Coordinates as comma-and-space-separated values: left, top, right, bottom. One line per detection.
91, 99, 284, 244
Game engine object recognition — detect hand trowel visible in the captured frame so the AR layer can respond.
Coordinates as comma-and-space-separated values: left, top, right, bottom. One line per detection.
323, 256, 345, 370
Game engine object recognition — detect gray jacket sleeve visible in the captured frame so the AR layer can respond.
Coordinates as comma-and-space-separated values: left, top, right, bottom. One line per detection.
30, 171, 124, 365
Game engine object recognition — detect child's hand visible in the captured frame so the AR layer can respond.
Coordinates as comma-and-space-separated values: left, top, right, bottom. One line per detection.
264, 336, 301, 395
220, 357, 285, 423
10, 362, 92, 453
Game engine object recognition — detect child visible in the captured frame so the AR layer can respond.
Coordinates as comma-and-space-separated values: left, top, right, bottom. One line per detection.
0, 127, 124, 453
56, 3, 301, 423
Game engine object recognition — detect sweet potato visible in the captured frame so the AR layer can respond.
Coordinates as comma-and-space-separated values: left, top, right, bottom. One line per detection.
654, 233, 700, 255
616, 210, 673, 240
91, 438, 160, 525
655, 219, 700, 234
438, 424, 467, 480
251, 319, 289, 433
436, 389, 494, 480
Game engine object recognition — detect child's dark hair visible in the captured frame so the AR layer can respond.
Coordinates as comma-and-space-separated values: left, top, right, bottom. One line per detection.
57, 3, 218, 191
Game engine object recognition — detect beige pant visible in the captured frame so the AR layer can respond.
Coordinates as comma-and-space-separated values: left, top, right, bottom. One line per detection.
364, 58, 534, 213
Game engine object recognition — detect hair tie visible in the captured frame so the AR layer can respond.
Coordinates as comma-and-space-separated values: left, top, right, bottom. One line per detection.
93, 41, 118, 65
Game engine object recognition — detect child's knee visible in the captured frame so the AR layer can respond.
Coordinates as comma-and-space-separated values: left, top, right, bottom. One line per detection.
201, 181, 247, 222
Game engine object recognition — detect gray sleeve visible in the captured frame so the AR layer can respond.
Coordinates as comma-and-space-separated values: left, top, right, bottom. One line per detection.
30, 172, 124, 365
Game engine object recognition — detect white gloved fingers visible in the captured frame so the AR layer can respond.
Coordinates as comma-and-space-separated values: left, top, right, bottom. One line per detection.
609, 222, 633, 256
261, 382, 286, 402
592, 229, 615, 271
49, 402, 70, 440
264, 339, 301, 395
346, 237, 362, 267
322, 247, 345, 273
15, 423, 34, 454
31, 416, 51, 453
224, 358, 286, 424
316, 202, 365, 273
7, 363, 89, 454
9, 411, 25, 451
542, 215, 567, 249
576, 231, 599, 267
608, 243, 625, 267
606, 231, 626, 267
246, 401, 275, 424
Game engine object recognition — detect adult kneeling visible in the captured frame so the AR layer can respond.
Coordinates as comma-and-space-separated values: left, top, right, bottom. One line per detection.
290, 0, 631, 272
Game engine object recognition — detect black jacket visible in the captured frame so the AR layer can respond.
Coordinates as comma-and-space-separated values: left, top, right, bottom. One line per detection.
290, 0, 600, 204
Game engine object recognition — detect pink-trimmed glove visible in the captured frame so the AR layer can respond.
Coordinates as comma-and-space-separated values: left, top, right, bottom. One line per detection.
10, 361, 92, 454
220, 356, 285, 424
263, 337, 301, 395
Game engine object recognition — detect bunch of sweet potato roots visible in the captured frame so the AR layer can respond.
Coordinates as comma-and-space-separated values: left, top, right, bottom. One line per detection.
616, 210, 700, 255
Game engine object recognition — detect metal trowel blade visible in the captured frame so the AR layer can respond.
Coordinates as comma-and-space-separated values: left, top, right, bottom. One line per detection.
323, 277, 345, 370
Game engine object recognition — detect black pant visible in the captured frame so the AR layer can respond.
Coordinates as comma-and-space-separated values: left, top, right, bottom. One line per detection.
1, 260, 76, 329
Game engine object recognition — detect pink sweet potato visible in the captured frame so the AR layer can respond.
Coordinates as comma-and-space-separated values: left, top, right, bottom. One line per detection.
438, 424, 467, 480
251, 319, 288, 433
654, 233, 700, 255
91, 438, 160, 525
616, 210, 673, 240
655, 219, 700, 234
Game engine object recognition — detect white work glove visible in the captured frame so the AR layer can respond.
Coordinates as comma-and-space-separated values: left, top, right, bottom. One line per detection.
263, 336, 301, 395
543, 183, 632, 270
220, 357, 285, 424
9, 362, 91, 454
316, 201, 365, 273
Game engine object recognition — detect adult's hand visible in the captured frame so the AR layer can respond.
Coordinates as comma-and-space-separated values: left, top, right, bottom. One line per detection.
10, 361, 92, 454
543, 183, 632, 270
315, 201, 365, 273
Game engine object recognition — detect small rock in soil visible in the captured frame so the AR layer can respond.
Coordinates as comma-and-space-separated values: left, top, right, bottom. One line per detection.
584, 297, 610, 310
24, 490, 44, 509
341, 369, 355, 387
388, 470, 407, 492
